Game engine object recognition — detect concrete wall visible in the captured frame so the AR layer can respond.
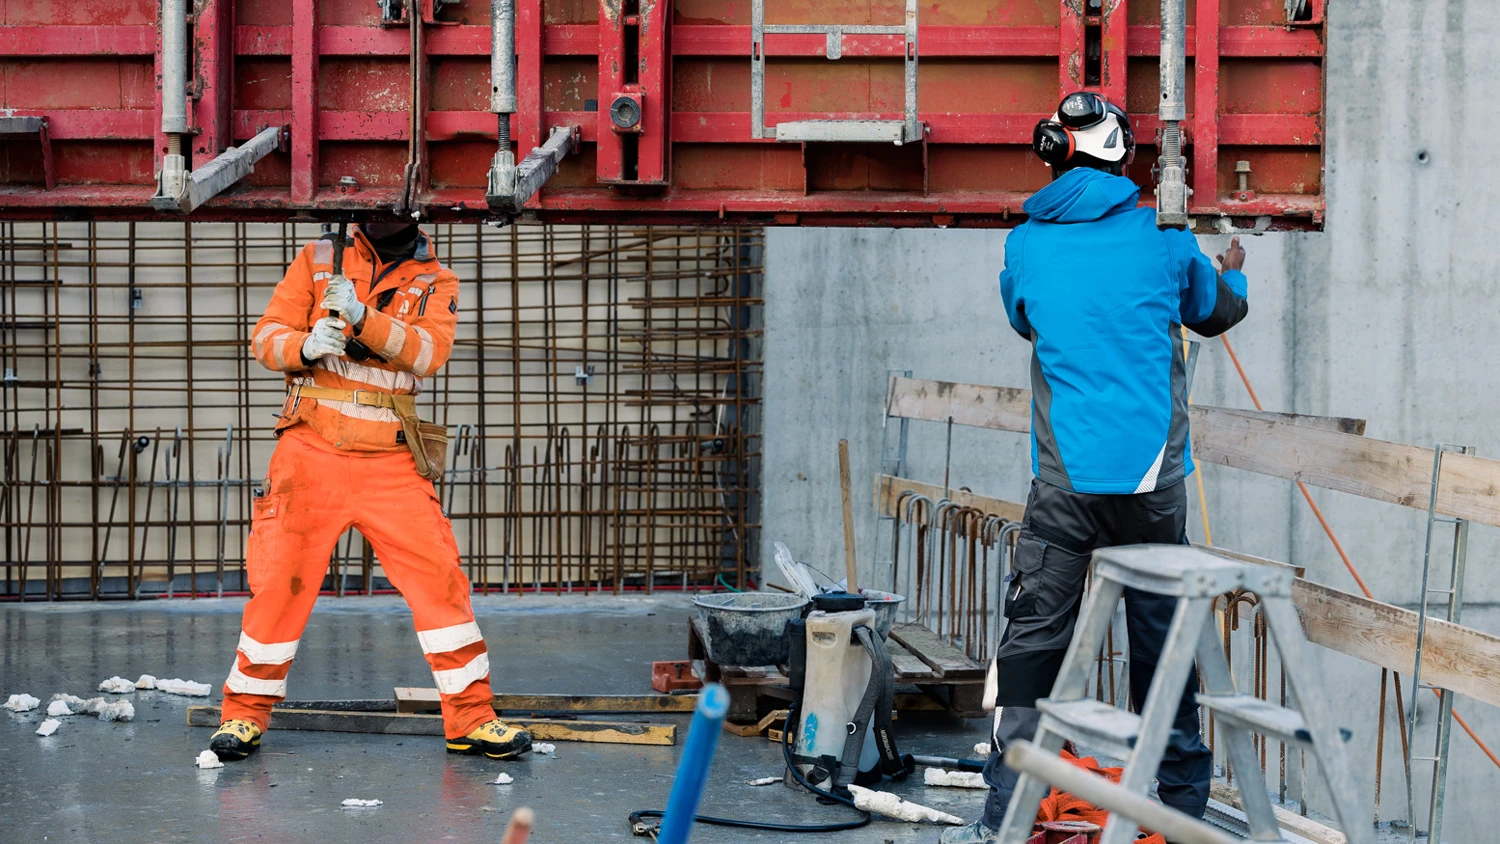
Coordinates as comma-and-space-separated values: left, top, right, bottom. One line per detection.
761, 0, 1500, 836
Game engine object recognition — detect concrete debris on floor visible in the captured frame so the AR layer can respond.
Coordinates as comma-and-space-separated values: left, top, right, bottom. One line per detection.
531, 742, 555, 755
153, 678, 212, 697
4, 693, 41, 712
848, 784, 965, 824
98, 676, 137, 694
46, 699, 74, 717
50, 693, 91, 713
924, 768, 987, 788
490, 772, 514, 785
195, 750, 224, 770
0, 595, 991, 843
95, 700, 135, 722
134, 675, 157, 690
746, 776, 781, 786
341, 799, 383, 808
35, 718, 60, 737
974, 742, 991, 756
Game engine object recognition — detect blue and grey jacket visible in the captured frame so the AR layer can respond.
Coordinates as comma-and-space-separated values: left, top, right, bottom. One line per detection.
1000, 168, 1248, 495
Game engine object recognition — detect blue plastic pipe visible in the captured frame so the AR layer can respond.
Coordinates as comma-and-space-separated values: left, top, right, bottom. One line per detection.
656, 683, 731, 844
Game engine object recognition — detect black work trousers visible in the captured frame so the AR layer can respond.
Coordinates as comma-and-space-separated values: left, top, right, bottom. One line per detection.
980, 477, 1213, 830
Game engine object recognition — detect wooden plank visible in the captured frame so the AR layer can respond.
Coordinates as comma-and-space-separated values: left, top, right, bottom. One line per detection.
1292, 579, 1500, 709
1210, 782, 1347, 844
1193, 543, 1305, 578
722, 708, 788, 737
885, 376, 1367, 438
874, 474, 1026, 523
888, 638, 940, 681
186, 706, 677, 746
394, 687, 698, 715
885, 377, 1500, 529
889, 623, 986, 679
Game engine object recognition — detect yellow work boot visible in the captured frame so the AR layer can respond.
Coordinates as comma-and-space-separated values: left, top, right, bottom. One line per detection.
209, 719, 263, 761
446, 719, 532, 760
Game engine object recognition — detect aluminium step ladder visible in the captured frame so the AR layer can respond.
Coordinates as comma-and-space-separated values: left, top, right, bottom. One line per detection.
996, 545, 1372, 844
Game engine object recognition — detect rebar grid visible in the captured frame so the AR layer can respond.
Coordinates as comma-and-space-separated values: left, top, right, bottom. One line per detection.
0, 221, 763, 599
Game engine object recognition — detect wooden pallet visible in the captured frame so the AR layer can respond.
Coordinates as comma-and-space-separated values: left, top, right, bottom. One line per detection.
690, 618, 988, 723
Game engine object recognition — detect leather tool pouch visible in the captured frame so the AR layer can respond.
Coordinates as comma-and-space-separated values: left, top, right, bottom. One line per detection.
393, 398, 447, 481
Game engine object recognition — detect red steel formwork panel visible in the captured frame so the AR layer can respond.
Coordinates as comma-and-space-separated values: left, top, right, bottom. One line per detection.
0, 0, 1326, 228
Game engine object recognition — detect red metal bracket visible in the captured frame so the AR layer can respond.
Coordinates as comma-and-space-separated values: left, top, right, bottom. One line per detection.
597, 0, 670, 185
0, 116, 54, 191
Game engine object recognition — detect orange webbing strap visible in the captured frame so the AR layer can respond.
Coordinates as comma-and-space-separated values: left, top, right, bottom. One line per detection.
1033, 749, 1167, 844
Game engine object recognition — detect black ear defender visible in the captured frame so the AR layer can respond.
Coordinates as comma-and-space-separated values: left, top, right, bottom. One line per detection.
1032, 120, 1075, 167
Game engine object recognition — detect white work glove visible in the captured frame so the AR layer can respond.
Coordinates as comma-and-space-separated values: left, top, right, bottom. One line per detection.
320, 274, 366, 327
301, 317, 348, 363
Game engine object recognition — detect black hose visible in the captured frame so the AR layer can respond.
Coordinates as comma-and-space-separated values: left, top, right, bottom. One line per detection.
627, 701, 871, 835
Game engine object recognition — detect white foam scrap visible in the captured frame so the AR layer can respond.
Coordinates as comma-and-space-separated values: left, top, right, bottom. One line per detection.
155, 678, 212, 697
532, 742, 556, 754
95, 699, 135, 722
342, 799, 383, 808
490, 773, 514, 785
3, 693, 40, 712
746, 776, 781, 786
924, 768, 986, 789
98, 676, 137, 694
135, 674, 158, 690
50, 693, 90, 711
847, 784, 964, 825
196, 750, 225, 769
36, 718, 61, 737
46, 699, 74, 717
974, 742, 992, 757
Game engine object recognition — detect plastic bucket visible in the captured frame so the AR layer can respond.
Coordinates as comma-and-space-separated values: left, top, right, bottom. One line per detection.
692, 592, 809, 666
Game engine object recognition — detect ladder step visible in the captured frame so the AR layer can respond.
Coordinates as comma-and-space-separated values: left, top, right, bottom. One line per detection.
1198, 694, 1328, 747
1036, 698, 1171, 759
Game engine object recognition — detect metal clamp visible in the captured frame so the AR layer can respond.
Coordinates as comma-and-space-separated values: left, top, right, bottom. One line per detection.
750, 0, 920, 144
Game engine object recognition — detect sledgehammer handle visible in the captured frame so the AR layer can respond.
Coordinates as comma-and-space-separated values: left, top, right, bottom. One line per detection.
838, 439, 858, 594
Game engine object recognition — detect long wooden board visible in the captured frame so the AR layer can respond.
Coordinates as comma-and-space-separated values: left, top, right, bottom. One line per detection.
1210, 782, 1347, 844
885, 377, 1500, 529
1293, 579, 1500, 708
186, 706, 677, 746
874, 474, 1027, 523
394, 687, 698, 715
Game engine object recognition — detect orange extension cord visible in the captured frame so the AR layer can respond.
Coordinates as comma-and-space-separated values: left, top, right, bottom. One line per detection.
1035, 749, 1167, 843
1219, 335, 1500, 771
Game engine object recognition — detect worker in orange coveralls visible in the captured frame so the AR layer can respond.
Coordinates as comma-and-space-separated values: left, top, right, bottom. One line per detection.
207, 221, 531, 763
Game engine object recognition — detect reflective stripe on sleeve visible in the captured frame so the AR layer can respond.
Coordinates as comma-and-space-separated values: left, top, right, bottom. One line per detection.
412, 325, 435, 376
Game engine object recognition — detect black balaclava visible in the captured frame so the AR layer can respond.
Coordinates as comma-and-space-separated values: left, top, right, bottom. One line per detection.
362, 222, 420, 264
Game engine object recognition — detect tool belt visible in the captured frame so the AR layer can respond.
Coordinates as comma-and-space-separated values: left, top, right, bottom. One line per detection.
286, 384, 448, 481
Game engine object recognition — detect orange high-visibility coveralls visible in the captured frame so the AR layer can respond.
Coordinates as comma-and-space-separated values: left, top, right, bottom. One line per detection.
221, 228, 494, 740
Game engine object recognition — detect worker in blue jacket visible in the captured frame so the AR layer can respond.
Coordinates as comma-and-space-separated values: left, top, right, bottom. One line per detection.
943, 92, 1249, 844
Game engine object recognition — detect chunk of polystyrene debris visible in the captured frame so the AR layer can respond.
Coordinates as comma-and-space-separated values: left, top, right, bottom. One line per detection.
974, 742, 991, 757
46, 699, 74, 717
135, 675, 158, 690
341, 799, 382, 808
923, 768, 986, 789
746, 776, 781, 786
847, 784, 963, 825
50, 693, 90, 712
3, 693, 40, 712
490, 773, 514, 785
532, 742, 556, 754
155, 678, 212, 697
36, 718, 61, 737
95, 699, 135, 722
99, 676, 137, 694
196, 750, 225, 769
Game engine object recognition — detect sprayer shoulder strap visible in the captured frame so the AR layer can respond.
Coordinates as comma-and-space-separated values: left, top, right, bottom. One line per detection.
837, 626, 903, 786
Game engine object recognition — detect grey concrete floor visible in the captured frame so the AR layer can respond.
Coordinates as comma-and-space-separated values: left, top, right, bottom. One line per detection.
0, 594, 991, 843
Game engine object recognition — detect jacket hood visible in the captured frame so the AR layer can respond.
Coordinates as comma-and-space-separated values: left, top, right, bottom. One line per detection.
1022, 167, 1141, 223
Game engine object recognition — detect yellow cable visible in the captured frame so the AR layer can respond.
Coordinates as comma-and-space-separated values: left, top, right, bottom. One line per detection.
1181, 325, 1213, 545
